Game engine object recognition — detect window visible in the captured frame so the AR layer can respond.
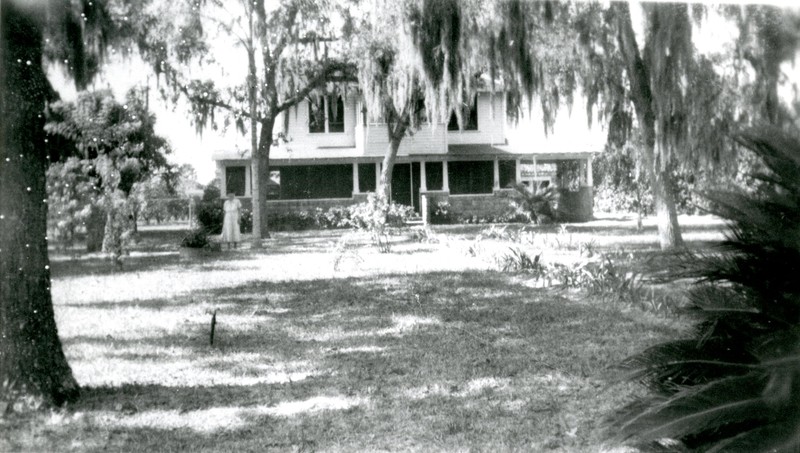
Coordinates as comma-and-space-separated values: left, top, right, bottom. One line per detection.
308, 97, 325, 133
225, 166, 246, 197
308, 94, 345, 133
449, 161, 493, 194
267, 170, 281, 200
447, 95, 478, 131
358, 163, 376, 193
425, 162, 443, 191
328, 96, 345, 132
279, 165, 353, 199
499, 160, 517, 188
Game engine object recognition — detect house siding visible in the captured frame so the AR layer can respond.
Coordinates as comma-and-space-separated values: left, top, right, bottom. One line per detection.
363, 124, 447, 156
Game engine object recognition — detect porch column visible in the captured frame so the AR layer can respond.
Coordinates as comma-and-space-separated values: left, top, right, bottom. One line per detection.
420, 161, 427, 191
220, 164, 228, 197
375, 162, 381, 192
352, 163, 360, 194
586, 156, 594, 187
493, 158, 500, 190
515, 159, 521, 185
442, 160, 450, 192
579, 159, 587, 186
245, 165, 252, 197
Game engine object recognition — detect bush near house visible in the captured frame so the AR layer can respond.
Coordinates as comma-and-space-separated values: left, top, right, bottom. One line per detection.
195, 182, 253, 234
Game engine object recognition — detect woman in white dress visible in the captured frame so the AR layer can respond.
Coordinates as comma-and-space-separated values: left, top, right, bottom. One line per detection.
222, 193, 242, 249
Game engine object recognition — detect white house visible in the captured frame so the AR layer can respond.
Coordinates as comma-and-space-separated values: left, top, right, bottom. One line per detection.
212, 87, 603, 222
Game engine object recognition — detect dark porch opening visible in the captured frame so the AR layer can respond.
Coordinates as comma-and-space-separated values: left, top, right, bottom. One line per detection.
391, 162, 421, 213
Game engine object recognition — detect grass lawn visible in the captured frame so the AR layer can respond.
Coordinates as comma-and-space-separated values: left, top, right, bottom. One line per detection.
0, 216, 723, 452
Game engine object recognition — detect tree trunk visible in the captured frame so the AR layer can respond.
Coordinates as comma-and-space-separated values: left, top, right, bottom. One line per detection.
0, 3, 80, 406
256, 118, 274, 239
652, 167, 683, 249
614, 2, 683, 250
247, 47, 263, 243
85, 205, 105, 252
379, 125, 407, 203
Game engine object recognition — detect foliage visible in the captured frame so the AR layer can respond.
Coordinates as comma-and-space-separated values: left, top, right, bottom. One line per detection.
346, 195, 414, 230
46, 158, 101, 250
180, 229, 209, 249
507, 183, 558, 224
130, 164, 201, 225
44, 89, 169, 259
430, 201, 455, 225
496, 247, 542, 273
127, 0, 356, 238
592, 143, 654, 216
608, 128, 800, 451
346, 193, 414, 252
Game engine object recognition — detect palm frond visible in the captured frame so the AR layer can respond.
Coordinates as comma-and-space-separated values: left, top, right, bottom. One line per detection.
609, 127, 800, 451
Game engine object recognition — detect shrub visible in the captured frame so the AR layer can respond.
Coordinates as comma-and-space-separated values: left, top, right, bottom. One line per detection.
507, 183, 558, 224
608, 128, 800, 451
180, 229, 209, 248
268, 211, 317, 231
196, 183, 223, 234
431, 201, 455, 224
496, 247, 542, 273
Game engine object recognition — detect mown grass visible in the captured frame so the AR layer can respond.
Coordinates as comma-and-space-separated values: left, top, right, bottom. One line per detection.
0, 216, 721, 452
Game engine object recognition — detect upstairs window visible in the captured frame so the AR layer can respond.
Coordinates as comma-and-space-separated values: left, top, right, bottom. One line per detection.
225, 166, 246, 197
447, 95, 478, 131
308, 94, 345, 133
308, 97, 326, 133
328, 96, 345, 132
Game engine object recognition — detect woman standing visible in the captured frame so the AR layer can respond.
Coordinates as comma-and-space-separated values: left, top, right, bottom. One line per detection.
222, 192, 242, 249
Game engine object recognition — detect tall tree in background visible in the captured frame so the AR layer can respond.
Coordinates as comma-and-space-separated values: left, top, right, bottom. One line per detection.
45, 88, 169, 260
0, 0, 118, 406
460, 1, 797, 249
355, 0, 451, 203
126, 0, 355, 241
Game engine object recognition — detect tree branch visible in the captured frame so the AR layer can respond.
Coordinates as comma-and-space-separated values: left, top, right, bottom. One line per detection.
274, 61, 357, 113
178, 84, 260, 122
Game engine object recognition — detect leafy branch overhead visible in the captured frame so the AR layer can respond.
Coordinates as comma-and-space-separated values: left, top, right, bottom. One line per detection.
124, 0, 357, 137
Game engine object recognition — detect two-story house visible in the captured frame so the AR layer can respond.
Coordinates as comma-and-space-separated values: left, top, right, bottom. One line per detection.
212, 87, 602, 223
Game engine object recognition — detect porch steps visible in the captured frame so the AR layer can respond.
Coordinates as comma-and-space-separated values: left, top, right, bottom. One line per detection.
405, 216, 424, 226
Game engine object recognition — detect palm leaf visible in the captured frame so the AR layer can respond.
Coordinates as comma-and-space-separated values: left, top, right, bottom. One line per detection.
613, 374, 771, 443
609, 127, 800, 451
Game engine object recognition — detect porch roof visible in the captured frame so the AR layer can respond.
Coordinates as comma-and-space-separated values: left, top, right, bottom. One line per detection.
447, 144, 599, 161
212, 143, 599, 164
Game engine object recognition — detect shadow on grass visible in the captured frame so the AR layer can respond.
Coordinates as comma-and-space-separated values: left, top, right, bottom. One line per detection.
50, 249, 266, 279
6, 268, 692, 452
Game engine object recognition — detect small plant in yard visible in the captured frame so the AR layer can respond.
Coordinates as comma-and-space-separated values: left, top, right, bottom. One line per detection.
430, 201, 455, 224
496, 247, 542, 273
507, 183, 558, 224
608, 128, 800, 451
346, 193, 412, 252
478, 224, 510, 241
180, 229, 209, 249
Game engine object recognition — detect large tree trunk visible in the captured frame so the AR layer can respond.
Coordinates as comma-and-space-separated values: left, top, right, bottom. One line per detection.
247, 47, 264, 243
651, 166, 684, 249
614, 2, 683, 250
379, 124, 407, 203
256, 118, 274, 239
0, 3, 80, 406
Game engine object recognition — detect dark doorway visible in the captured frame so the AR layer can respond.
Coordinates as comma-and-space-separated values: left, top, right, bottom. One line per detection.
391, 162, 421, 213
